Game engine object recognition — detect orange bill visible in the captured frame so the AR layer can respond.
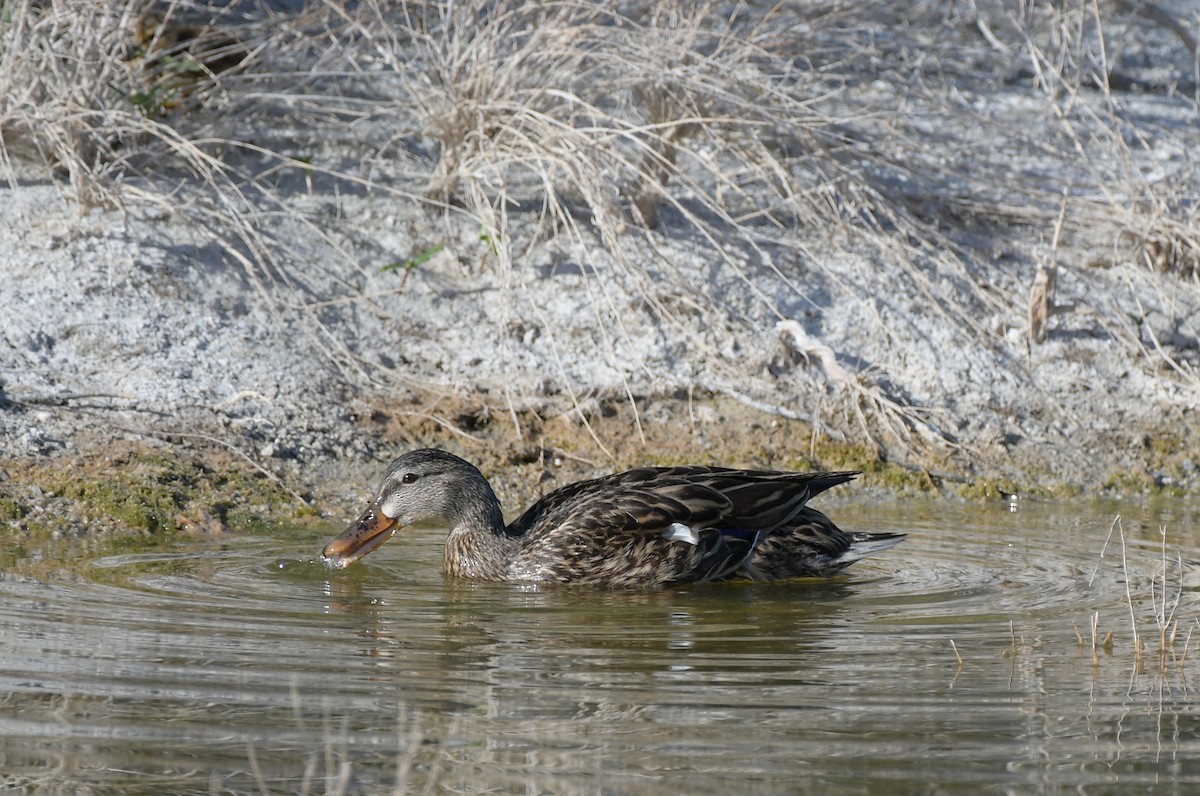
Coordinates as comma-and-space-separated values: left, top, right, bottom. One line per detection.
322, 503, 398, 569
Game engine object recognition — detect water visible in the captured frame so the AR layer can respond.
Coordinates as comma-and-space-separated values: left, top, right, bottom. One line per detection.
2, 499, 1199, 794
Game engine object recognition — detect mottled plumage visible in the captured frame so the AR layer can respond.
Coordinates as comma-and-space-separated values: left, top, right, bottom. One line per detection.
322, 449, 904, 588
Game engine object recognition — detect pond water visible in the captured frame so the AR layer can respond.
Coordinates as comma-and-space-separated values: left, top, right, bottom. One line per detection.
2, 497, 1200, 794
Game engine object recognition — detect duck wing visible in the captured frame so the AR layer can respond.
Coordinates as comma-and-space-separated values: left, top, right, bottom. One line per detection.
507, 466, 855, 537
504, 466, 722, 537
506, 467, 861, 585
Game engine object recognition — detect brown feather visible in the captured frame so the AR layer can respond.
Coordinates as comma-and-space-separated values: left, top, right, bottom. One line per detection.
323, 449, 904, 588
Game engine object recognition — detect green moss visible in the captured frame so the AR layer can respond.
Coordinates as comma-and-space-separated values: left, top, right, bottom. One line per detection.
0, 497, 25, 521
959, 477, 1020, 500
1032, 481, 1083, 500
864, 462, 939, 493
1100, 469, 1157, 495
783, 439, 939, 494
3, 447, 317, 544
1144, 432, 1182, 459
46, 453, 189, 534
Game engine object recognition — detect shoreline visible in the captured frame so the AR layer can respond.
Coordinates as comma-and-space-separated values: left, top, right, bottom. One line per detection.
3, 1, 1199, 546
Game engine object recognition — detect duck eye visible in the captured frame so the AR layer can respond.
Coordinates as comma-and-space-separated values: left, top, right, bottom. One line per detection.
401, 472, 419, 484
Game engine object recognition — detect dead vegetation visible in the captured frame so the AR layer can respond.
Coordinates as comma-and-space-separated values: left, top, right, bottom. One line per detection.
1, 0, 1198, 474
1085, 516, 1193, 675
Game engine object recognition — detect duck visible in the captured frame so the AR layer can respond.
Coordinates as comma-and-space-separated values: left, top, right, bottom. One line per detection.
321, 448, 905, 588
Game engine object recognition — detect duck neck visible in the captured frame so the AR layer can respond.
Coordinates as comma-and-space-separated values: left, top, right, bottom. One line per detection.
442, 486, 516, 580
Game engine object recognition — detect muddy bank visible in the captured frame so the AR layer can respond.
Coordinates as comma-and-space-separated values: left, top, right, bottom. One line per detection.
1, 170, 1197, 546
3, 1, 1199, 546
0, 384, 1192, 550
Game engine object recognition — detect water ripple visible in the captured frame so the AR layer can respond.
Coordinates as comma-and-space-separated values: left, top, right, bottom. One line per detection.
0, 500, 1198, 792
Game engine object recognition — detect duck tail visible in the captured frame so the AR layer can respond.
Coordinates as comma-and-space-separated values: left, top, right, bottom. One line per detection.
800, 470, 860, 498
835, 532, 907, 566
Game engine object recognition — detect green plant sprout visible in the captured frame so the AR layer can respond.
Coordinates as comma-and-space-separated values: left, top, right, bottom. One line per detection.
381, 245, 445, 291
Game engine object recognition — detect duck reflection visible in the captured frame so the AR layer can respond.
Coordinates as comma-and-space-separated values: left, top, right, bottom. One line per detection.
318, 564, 874, 727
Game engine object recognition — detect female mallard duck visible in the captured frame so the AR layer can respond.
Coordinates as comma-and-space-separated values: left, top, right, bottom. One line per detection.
322, 449, 904, 588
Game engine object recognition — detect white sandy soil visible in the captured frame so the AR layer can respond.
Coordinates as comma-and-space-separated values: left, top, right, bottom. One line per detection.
2, 1, 1199, 495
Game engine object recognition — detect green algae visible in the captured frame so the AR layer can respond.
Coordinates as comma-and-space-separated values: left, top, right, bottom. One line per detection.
0, 446, 320, 550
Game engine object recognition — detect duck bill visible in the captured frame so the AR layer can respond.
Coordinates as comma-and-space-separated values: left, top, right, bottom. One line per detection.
322, 504, 399, 569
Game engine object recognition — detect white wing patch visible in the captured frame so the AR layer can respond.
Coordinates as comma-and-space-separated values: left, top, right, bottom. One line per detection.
661, 522, 700, 545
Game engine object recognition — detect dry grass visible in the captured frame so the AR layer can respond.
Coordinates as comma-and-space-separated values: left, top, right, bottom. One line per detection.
1086, 515, 1193, 675
991, 1, 1200, 377
2, 0, 1197, 459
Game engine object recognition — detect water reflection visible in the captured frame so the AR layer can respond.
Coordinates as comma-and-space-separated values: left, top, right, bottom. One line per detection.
0, 500, 1199, 792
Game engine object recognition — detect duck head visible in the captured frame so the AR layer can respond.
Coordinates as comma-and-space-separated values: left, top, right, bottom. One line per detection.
321, 449, 500, 569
